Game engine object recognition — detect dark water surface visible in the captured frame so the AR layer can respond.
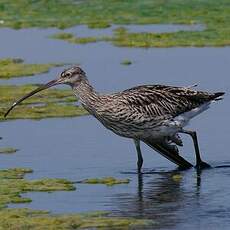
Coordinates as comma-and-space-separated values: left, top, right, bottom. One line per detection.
0, 25, 229, 229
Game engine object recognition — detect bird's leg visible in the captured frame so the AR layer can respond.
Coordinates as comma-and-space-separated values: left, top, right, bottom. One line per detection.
133, 139, 143, 173
181, 129, 211, 169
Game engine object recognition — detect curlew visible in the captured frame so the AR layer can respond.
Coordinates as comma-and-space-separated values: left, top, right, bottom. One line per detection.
5, 66, 225, 172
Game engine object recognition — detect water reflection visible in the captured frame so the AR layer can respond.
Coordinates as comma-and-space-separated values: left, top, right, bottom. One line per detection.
112, 169, 203, 229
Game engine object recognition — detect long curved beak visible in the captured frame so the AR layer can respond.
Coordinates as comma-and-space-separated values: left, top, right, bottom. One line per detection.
4, 78, 61, 118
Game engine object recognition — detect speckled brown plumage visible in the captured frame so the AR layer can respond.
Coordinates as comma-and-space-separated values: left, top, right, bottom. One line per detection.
5, 66, 225, 171
74, 81, 223, 139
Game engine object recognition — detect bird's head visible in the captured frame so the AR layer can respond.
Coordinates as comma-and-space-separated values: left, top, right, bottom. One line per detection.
4, 66, 86, 117
58, 66, 86, 86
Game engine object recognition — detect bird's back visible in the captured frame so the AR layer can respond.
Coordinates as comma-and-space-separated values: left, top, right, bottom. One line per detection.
120, 84, 224, 117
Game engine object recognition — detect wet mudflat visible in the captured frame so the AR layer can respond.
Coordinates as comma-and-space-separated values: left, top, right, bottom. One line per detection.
0, 25, 229, 229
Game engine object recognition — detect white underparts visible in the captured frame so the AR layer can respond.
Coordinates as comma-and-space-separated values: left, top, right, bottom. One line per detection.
157, 102, 212, 137
173, 102, 211, 127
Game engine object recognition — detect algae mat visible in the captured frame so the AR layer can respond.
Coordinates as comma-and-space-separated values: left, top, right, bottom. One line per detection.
0, 0, 228, 47
0, 58, 61, 79
0, 85, 87, 121
0, 168, 151, 229
0, 58, 87, 121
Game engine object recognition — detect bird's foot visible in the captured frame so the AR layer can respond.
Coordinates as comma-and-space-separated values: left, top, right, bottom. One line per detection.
195, 161, 211, 170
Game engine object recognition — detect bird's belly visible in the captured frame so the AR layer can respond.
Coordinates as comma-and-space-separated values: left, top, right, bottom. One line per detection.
102, 122, 143, 138
105, 123, 181, 140
150, 123, 181, 138
99, 119, 179, 140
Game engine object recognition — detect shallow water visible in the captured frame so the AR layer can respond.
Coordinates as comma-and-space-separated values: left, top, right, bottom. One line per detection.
0, 25, 230, 229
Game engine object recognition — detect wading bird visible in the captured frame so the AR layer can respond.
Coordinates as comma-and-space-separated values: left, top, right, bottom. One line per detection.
5, 66, 224, 172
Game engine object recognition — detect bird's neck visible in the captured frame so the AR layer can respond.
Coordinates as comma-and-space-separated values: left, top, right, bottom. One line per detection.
72, 78, 100, 114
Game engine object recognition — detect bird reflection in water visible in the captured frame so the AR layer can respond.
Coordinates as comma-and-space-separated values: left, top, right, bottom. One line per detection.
112, 169, 202, 229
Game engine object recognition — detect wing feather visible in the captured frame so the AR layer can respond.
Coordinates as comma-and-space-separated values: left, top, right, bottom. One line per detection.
120, 85, 223, 119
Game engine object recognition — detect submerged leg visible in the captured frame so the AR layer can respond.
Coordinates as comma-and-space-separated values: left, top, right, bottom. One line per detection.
181, 129, 211, 169
133, 139, 143, 173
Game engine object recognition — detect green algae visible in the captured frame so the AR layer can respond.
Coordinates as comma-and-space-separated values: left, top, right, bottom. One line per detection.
0, 147, 18, 154
87, 21, 111, 29
79, 177, 130, 186
121, 59, 132, 65
50, 24, 230, 48
0, 168, 33, 179
50, 32, 74, 40
111, 29, 230, 48
0, 1, 228, 47
0, 58, 62, 79
0, 168, 151, 229
0, 168, 75, 209
44, 0, 230, 48
0, 208, 151, 229
172, 174, 183, 182
50, 32, 108, 45
0, 59, 87, 121
0, 85, 87, 121
65, 36, 101, 45
0, 0, 228, 30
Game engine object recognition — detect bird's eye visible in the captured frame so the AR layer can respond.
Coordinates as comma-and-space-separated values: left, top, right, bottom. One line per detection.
65, 72, 71, 77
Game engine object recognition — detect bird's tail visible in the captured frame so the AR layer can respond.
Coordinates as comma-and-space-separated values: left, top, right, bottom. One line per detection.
143, 139, 193, 169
